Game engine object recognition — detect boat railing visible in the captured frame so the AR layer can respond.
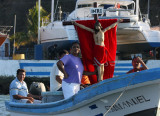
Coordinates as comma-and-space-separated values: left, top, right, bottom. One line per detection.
42, 12, 70, 26
105, 9, 134, 12
73, 7, 136, 20
104, 8, 135, 17
42, 19, 50, 26
140, 14, 151, 26
53, 12, 70, 21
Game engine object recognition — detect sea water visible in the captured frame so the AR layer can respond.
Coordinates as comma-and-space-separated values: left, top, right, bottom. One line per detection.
0, 95, 10, 116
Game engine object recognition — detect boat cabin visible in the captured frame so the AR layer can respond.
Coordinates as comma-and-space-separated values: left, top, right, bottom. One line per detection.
68, 0, 137, 20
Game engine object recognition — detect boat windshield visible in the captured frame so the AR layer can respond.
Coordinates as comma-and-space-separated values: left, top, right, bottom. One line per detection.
78, 4, 92, 8
99, 4, 114, 9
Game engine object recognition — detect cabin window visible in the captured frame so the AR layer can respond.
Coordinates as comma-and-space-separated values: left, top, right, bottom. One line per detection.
78, 4, 92, 8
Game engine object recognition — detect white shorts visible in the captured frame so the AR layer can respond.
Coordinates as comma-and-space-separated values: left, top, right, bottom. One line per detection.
33, 100, 42, 104
62, 81, 80, 99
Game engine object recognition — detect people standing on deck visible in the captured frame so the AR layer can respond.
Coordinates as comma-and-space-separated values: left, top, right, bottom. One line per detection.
57, 42, 97, 99
73, 19, 122, 82
127, 56, 148, 74
9, 69, 42, 103
50, 50, 69, 91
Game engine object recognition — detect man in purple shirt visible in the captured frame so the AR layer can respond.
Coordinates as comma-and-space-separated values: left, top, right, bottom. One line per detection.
57, 42, 96, 99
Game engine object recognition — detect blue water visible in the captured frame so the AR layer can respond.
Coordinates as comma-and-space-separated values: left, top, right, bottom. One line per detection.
0, 95, 10, 116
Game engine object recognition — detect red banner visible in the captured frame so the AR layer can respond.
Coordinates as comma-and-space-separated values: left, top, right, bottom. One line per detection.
74, 19, 117, 84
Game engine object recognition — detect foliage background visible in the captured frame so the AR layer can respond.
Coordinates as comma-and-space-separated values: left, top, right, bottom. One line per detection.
0, 0, 159, 59
0, 0, 159, 34
0, 0, 76, 34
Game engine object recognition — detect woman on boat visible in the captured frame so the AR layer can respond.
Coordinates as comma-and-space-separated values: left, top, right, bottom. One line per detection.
127, 56, 148, 74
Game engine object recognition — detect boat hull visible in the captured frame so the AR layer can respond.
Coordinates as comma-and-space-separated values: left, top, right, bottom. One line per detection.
39, 0, 160, 58
5, 68, 160, 116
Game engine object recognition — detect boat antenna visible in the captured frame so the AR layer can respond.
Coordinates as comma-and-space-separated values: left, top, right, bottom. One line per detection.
51, 0, 54, 22
55, 0, 60, 17
136, 0, 139, 17
38, 0, 41, 44
13, 14, 16, 55
147, 0, 150, 19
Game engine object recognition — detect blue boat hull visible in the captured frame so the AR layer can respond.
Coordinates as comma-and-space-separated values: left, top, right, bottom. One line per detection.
5, 68, 160, 116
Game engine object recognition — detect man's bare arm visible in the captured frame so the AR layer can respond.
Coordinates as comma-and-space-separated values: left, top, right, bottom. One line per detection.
57, 60, 68, 78
136, 57, 148, 70
73, 21, 94, 33
28, 93, 42, 100
13, 94, 34, 102
56, 75, 62, 84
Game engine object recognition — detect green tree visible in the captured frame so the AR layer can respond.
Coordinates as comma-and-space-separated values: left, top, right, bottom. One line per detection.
27, 1, 50, 43
10, 32, 28, 50
11, 1, 50, 49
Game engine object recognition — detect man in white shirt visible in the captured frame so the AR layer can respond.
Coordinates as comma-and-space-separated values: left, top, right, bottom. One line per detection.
10, 69, 42, 103
50, 50, 69, 91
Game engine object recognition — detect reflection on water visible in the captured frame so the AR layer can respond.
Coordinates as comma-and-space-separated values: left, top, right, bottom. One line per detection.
0, 95, 10, 116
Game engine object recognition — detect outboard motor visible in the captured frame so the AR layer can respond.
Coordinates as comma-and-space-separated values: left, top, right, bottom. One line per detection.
29, 82, 46, 96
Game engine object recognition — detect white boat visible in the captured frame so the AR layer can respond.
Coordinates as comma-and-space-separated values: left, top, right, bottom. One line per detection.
5, 68, 160, 116
40, 0, 160, 59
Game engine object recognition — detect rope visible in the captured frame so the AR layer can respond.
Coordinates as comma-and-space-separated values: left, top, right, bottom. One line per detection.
103, 73, 136, 116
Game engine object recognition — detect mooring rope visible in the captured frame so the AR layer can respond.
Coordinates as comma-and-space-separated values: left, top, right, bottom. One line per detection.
103, 73, 136, 116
